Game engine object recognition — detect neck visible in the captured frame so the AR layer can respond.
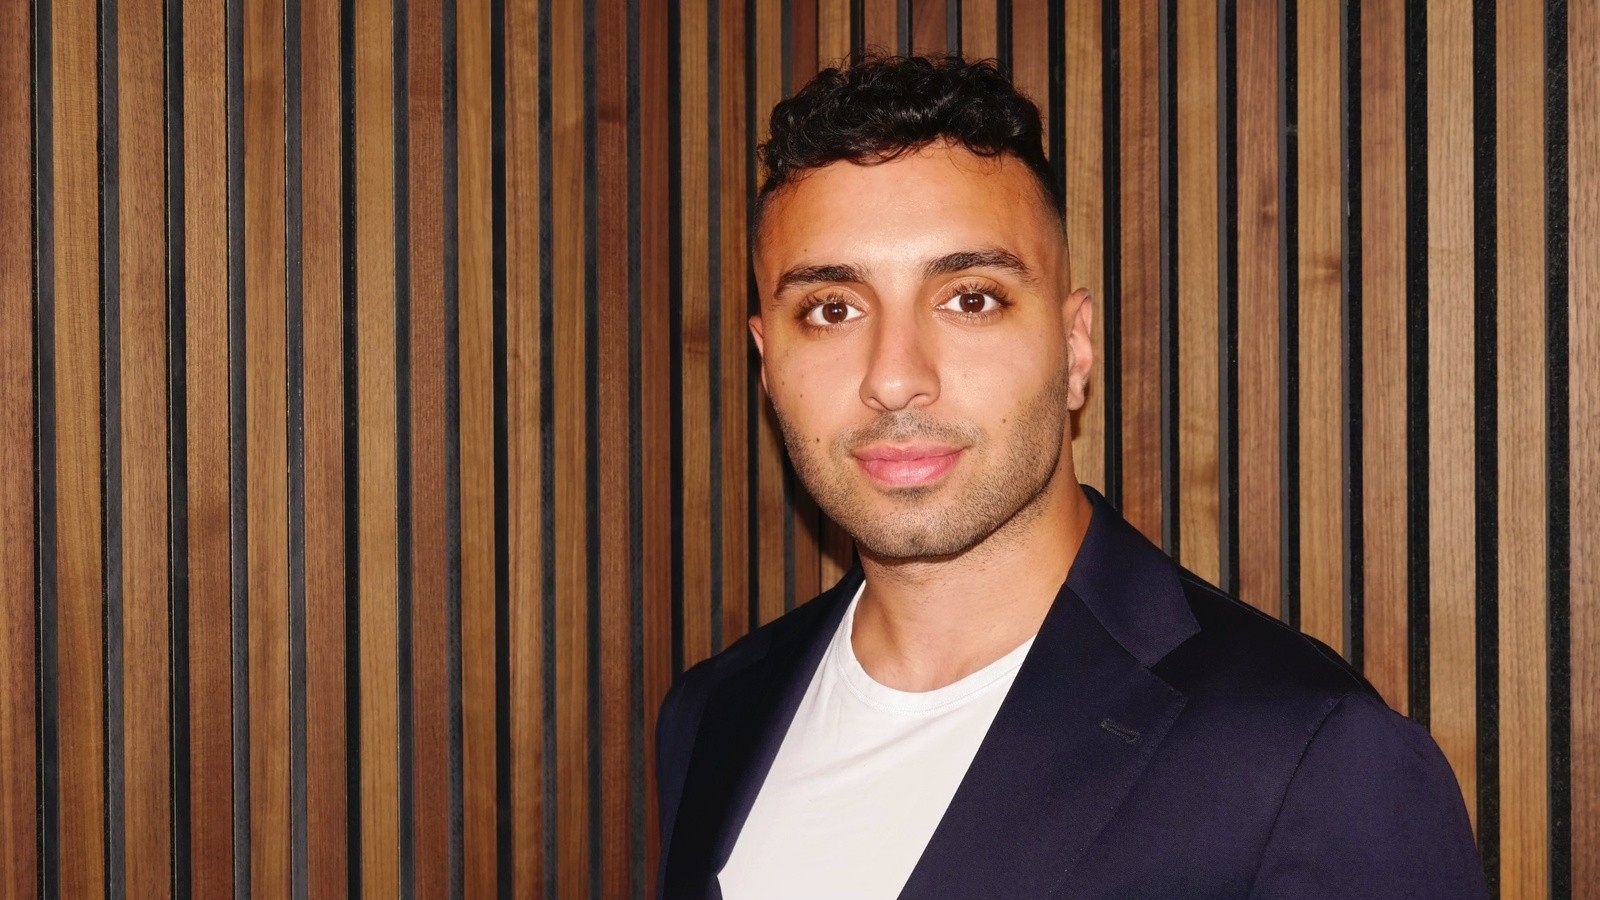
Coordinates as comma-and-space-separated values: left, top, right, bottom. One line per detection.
850, 471, 1094, 692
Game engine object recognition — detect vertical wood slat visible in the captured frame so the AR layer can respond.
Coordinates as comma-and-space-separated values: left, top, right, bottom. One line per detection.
960, 0, 996, 61
862, 0, 897, 51
1495, 0, 1549, 892
1065, 0, 1105, 494
1116, 0, 1162, 543
1571, 2, 1600, 892
910, 0, 947, 54
1426, 0, 1479, 832
1175, 0, 1221, 584
1358, 0, 1409, 714
718, 0, 752, 649
1295, 0, 1344, 651
1233, 0, 1282, 616
118, 0, 174, 893
244, 0, 292, 892
182, 0, 235, 890
551, 0, 589, 891
354, 0, 401, 891
456, 0, 500, 892
504, 0, 545, 892
0, 0, 36, 888
596, 0, 632, 892
680, 0, 714, 667
1009, 0, 1048, 146
754, 0, 789, 631
52, 0, 108, 891
817, 0, 850, 64
404, 0, 452, 890
299, 0, 348, 893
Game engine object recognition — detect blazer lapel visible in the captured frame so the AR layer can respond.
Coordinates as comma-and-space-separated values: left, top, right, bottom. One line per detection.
661, 570, 860, 897
897, 489, 1198, 899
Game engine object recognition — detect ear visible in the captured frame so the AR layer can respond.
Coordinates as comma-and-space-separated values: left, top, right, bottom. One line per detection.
1063, 289, 1094, 411
748, 314, 769, 394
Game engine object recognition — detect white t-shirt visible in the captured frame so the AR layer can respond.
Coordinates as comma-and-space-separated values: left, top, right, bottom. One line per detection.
718, 585, 1034, 899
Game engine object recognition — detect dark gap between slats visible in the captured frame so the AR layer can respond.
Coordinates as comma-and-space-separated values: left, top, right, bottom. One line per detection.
1340, 0, 1364, 667
746, 0, 763, 637
491, 0, 517, 891
667, 0, 686, 677
440, 0, 466, 893
393, 0, 417, 894
1218, 0, 1241, 597
1158, 0, 1179, 558
338, 0, 363, 890
1278, 0, 1301, 631
226, 0, 252, 888
628, 0, 647, 886
1401, 0, 1429, 729
1100, 0, 1122, 508
709, 0, 726, 655
533, 0, 557, 891
583, 0, 604, 889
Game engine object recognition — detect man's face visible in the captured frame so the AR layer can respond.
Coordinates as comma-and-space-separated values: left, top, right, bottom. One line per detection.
751, 143, 1093, 561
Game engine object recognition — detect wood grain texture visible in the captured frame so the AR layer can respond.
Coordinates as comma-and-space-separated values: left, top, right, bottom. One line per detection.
862, 0, 898, 51
1116, 0, 1162, 542
1571, 2, 1600, 891
1009, 0, 1048, 144
504, 0, 545, 892
1175, 0, 1220, 584
181, 0, 235, 890
817, 0, 851, 65
640, 0, 673, 878
1233, 0, 1281, 616
244, 0, 292, 890
0, 0, 36, 888
405, 0, 452, 890
456, 0, 500, 892
1295, 0, 1344, 652
1494, 2, 1549, 892
1065, 0, 1105, 494
959, 0, 996, 61
680, 0, 714, 667
299, 0, 348, 893
52, 0, 108, 890
551, 0, 589, 891
596, 0, 632, 892
355, 0, 401, 890
1358, 0, 1408, 713
118, 0, 174, 893
754, 0, 789, 629
910, 0, 947, 54
718, 0, 752, 648
1425, 0, 1478, 831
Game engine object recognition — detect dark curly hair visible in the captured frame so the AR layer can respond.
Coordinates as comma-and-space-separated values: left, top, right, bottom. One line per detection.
757, 54, 1063, 224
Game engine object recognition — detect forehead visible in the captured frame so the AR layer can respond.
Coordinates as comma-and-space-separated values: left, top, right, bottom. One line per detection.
753, 145, 1062, 282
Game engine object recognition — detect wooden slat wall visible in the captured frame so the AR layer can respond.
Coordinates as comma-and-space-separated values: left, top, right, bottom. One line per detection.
4, 1, 1593, 897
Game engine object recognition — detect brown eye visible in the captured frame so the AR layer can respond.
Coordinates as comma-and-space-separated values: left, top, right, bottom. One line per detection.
822, 301, 850, 323
803, 299, 861, 327
939, 290, 1001, 315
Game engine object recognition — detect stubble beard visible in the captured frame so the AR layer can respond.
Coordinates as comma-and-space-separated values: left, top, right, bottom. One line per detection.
775, 358, 1073, 561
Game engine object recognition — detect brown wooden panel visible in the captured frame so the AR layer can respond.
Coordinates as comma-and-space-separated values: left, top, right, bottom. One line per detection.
1295, 0, 1344, 651
862, 0, 897, 51
719, 0, 752, 649
182, 0, 234, 891
1065, 0, 1105, 494
1572, 1, 1600, 889
1358, 0, 1408, 713
680, 0, 714, 667
754, 0, 789, 626
1175, 0, 1220, 584
960, 0, 996, 61
790, 0, 819, 88
245, 0, 292, 890
551, 0, 590, 891
1425, 0, 1478, 832
596, 0, 632, 893
1234, 0, 1281, 616
118, 0, 174, 893
458, 0, 501, 892
52, 0, 107, 889
0, 0, 36, 887
300, 0, 348, 893
504, 0, 546, 892
1495, 0, 1549, 890
640, 0, 674, 877
355, 0, 401, 890
1116, 0, 1162, 542
910, 0, 947, 55
818, 0, 850, 64
1010, 0, 1048, 141
405, 0, 451, 890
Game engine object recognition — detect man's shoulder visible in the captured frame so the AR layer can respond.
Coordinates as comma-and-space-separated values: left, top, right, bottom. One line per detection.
666, 582, 850, 707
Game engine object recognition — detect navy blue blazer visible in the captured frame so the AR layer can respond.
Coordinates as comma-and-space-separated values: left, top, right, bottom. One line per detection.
655, 488, 1487, 898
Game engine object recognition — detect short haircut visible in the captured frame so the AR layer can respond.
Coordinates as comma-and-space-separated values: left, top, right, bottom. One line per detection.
756, 53, 1063, 225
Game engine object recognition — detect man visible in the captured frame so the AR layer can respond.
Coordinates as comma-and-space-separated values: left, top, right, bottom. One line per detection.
656, 55, 1485, 898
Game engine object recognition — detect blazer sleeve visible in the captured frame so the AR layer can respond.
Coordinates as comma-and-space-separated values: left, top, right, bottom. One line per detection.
1247, 692, 1488, 899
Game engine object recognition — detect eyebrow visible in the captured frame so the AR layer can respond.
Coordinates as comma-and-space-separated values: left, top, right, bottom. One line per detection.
922, 247, 1037, 284
772, 262, 868, 298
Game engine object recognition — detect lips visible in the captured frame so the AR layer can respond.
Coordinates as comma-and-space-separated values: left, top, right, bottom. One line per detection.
853, 444, 964, 488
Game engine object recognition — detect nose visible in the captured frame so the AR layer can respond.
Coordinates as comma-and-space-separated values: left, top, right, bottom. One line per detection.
860, 307, 939, 412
